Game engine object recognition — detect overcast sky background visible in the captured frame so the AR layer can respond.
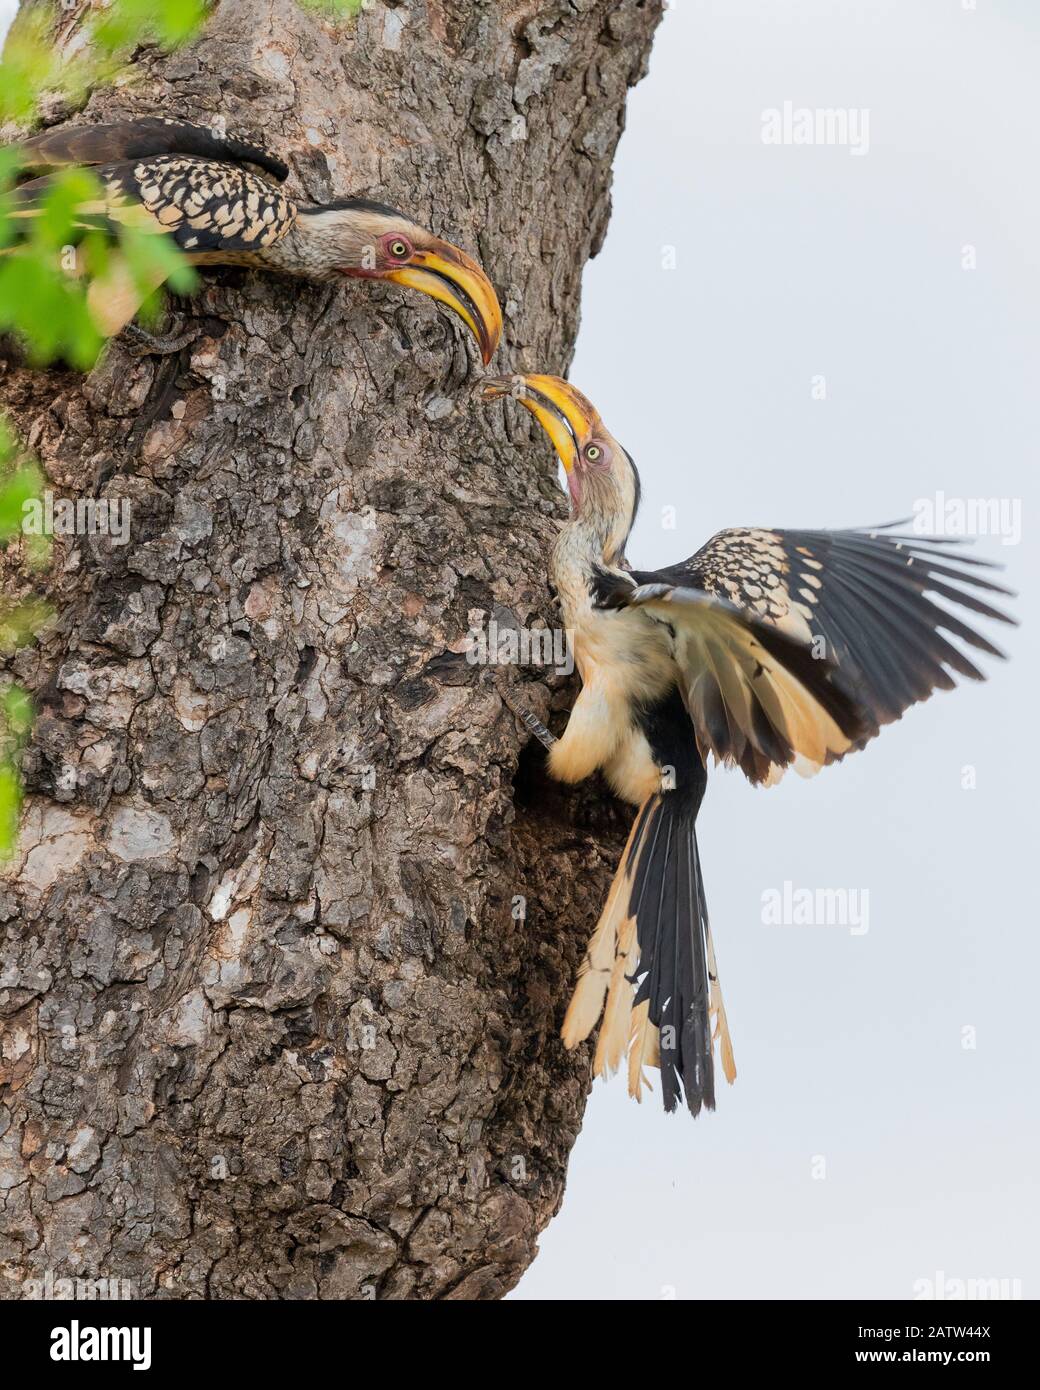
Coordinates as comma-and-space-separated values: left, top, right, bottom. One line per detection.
1, 0, 1036, 1302
513, 0, 1038, 1301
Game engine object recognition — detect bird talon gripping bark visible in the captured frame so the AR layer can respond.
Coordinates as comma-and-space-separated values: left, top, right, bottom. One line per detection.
516, 706, 558, 751
494, 676, 558, 750
483, 372, 1014, 1118
122, 321, 200, 356
6, 118, 503, 363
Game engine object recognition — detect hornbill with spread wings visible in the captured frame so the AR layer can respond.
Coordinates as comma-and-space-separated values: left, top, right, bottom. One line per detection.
4, 118, 502, 361
483, 373, 1014, 1117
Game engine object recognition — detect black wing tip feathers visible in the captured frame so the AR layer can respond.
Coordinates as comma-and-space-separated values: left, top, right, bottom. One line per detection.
16, 117, 290, 184
768, 526, 1016, 738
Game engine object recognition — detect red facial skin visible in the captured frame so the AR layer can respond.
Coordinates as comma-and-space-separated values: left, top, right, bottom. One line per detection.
342, 231, 415, 279
568, 441, 612, 512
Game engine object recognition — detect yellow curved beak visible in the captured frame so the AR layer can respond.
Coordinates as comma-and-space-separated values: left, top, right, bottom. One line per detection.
386, 240, 503, 365
481, 373, 600, 472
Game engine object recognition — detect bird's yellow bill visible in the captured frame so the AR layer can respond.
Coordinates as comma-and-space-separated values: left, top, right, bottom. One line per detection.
387, 242, 502, 365
481, 372, 598, 473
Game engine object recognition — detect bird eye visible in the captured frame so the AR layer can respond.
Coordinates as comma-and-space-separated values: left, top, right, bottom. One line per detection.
389, 239, 409, 258
585, 445, 602, 462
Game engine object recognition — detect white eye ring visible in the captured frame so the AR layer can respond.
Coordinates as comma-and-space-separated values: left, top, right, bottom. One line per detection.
586, 445, 602, 462
390, 240, 408, 257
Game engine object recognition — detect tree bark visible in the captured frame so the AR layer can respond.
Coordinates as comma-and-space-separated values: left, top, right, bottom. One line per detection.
0, 0, 660, 1300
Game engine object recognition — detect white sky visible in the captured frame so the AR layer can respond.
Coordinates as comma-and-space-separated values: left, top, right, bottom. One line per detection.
2, 0, 1036, 1303
516, 0, 1039, 1301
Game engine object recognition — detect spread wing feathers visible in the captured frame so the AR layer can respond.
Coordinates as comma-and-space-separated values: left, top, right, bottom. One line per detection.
9, 157, 298, 259
601, 578, 873, 786
562, 792, 736, 1116
16, 118, 289, 182
669, 523, 1015, 733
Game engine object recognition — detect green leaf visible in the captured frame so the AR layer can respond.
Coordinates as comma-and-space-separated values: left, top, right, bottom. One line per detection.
0, 598, 50, 654
0, 246, 104, 367
93, 0, 211, 55
0, 13, 61, 123
0, 0, 211, 857
156, 0, 210, 47
0, 465, 43, 544
0, 760, 22, 859
121, 222, 199, 296
2, 686, 33, 742
297, 0, 365, 16
31, 168, 104, 251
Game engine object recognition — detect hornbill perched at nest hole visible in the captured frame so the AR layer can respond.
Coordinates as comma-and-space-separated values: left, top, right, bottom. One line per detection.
5, 117, 502, 361
483, 373, 1015, 1118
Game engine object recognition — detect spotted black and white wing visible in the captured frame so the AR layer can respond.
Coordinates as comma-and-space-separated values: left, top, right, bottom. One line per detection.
648, 522, 1015, 741
12, 156, 298, 258
100, 156, 297, 255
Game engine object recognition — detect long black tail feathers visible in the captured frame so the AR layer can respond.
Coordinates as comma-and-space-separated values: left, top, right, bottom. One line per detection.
561, 792, 735, 1116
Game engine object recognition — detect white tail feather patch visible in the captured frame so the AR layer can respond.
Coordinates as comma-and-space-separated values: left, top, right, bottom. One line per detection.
564, 792, 738, 1105
592, 913, 639, 1078
627, 1000, 659, 1102
561, 806, 648, 1050
705, 921, 736, 1085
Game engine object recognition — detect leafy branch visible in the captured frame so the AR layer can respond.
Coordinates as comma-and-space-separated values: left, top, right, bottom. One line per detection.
0, 0, 209, 855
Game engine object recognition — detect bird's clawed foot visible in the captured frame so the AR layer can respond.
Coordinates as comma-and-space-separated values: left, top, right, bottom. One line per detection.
495, 678, 558, 750
122, 320, 200, 356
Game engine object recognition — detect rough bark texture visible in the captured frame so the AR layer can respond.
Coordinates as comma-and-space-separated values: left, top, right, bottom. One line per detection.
0, 0, 661, 1299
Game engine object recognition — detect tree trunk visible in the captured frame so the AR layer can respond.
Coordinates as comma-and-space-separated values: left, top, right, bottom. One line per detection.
0, 0, 661, 1300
